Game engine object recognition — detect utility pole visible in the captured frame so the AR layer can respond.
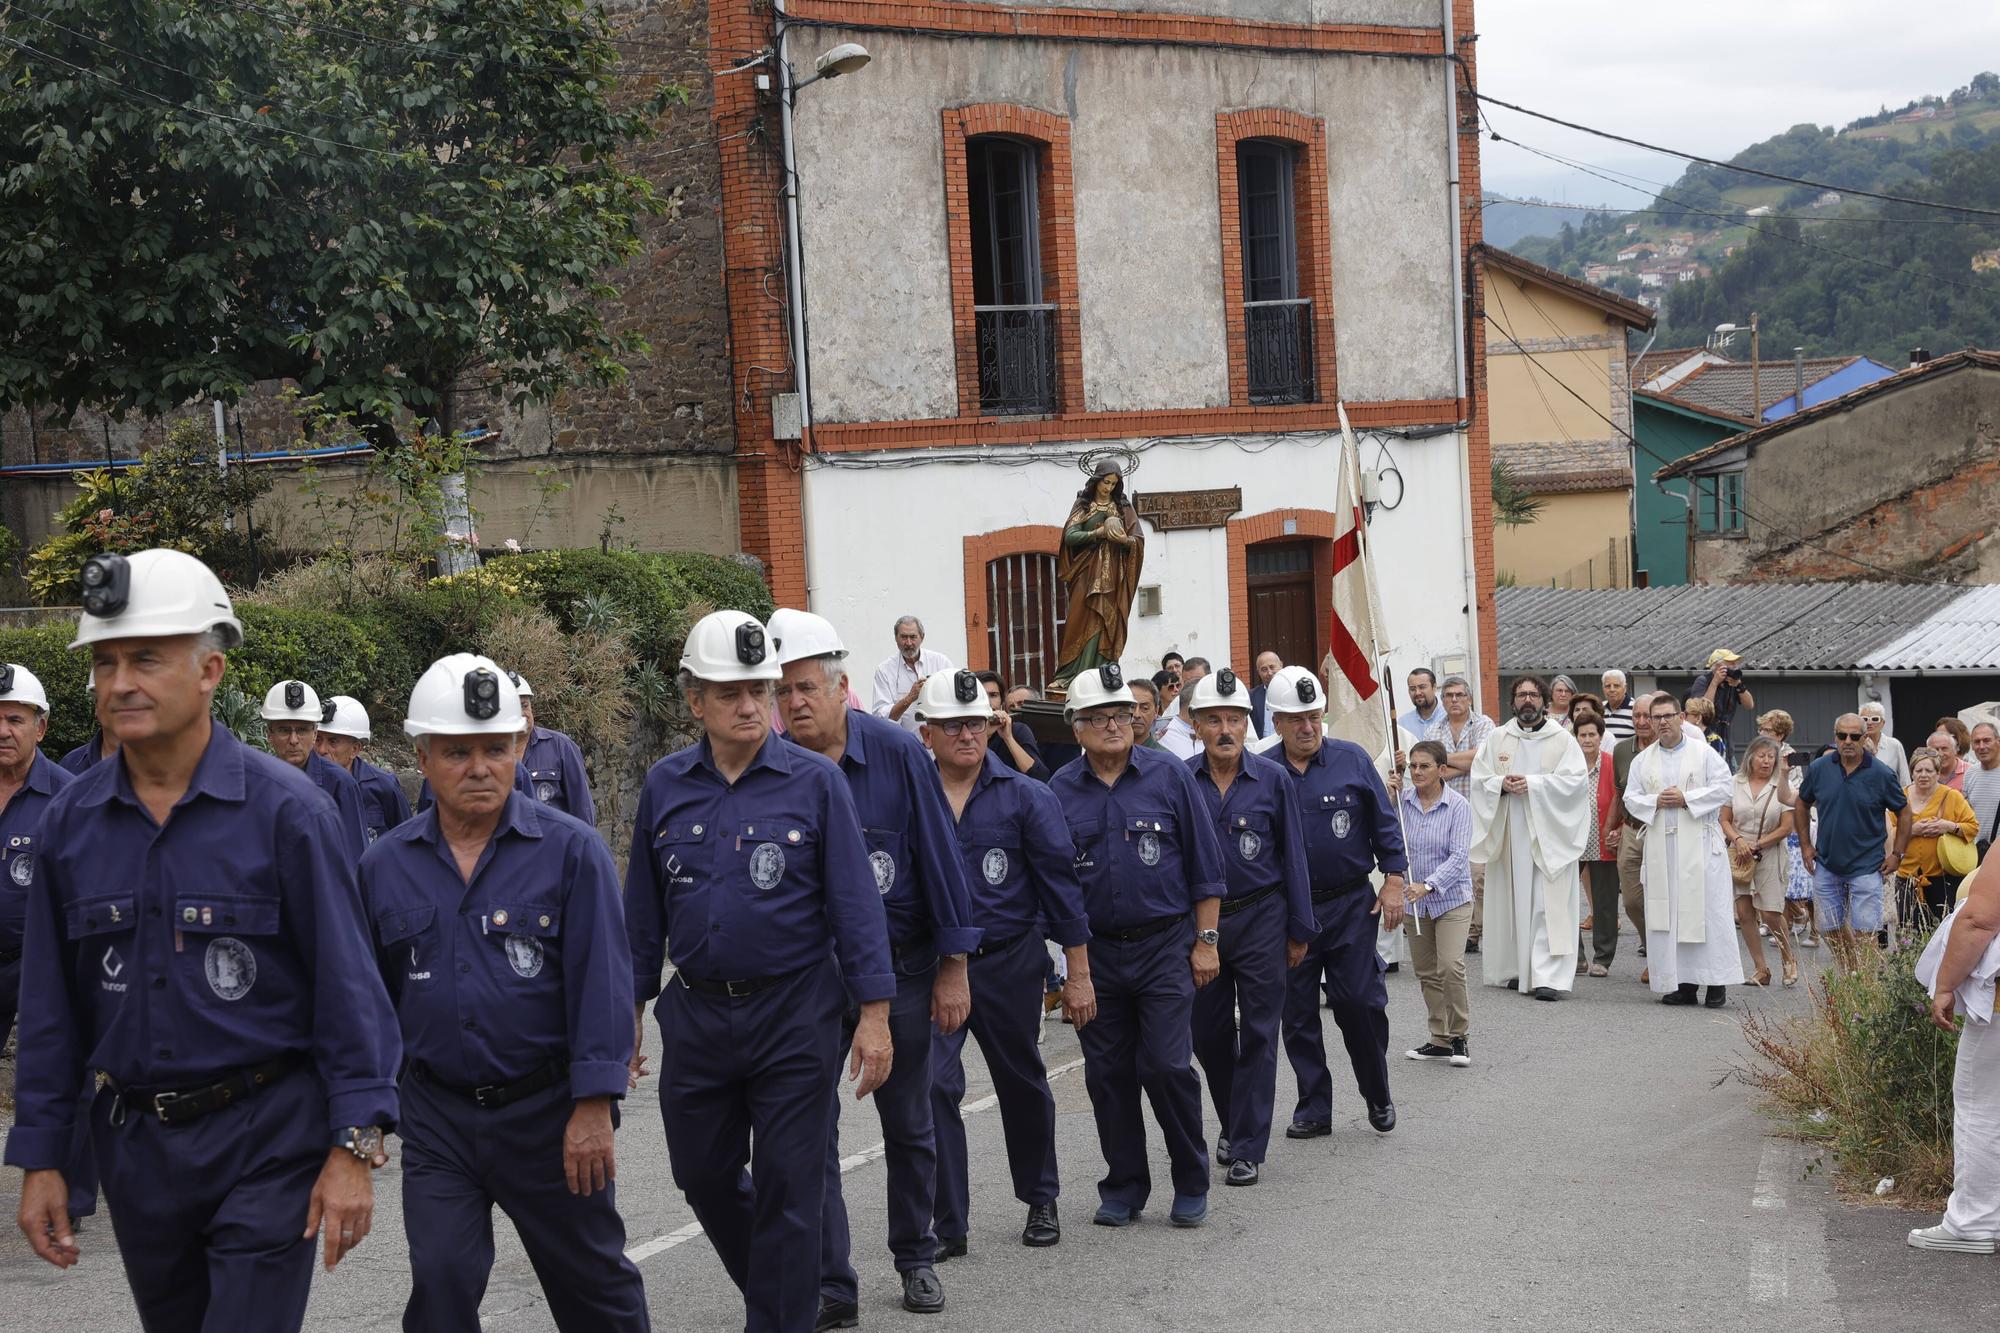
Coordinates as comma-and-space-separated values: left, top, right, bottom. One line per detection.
1749, 311, 1761, 422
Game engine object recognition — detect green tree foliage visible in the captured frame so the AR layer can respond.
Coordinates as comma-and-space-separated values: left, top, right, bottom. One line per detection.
0, 0, 672, 444
1490, 458, 1544, 528
24, 419, 273, 603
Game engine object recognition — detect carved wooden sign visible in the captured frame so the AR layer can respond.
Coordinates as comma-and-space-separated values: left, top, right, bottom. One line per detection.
1132, 487, 1243, 532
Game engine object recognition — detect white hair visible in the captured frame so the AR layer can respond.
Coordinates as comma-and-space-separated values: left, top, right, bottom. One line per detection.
1860, 701, 1887, 718
189, 628, 230, 668
894, 615, 924, 636
817, 657, 848, 691
1600, 669, 1627, 686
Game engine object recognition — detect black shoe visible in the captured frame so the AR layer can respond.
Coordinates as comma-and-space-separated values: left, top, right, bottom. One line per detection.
1286, 1118, 1332, 1139
934, 1234, 967, 1262
1705, 985, 1728, 1009
816, 1299, 860, 1331
1449, 1038, 1471, 1067
1661, 984, 1699, 1006
1637, 943, 1647, 957
1215, 1136, 1233, 1165
1367, 1101, 1397, 1132
901, 1267, 945, 1314
1022, 1202, 1060, 1247
1385, 961, 1400, 973
1531, 986, 1564, 1001
1465, 938, 1481, 954
1504, 978, 1519, 990
1406, 1042, 1454, 1061
1226, 1159, 1260, 1186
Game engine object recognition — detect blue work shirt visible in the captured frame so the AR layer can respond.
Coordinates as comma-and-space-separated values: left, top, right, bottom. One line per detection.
60, 732, 109, 776
361, 792, 633, 1100
810, 709, 979, 958
418, 760, 530, 814
1, 753, 74, 955
1049, 744, 1227, 931
624, 728, 895, 1004
523, 725, 596, 827
952, 751, 1089, 948
1190, 748, 1318, 943
350, 756, 414, 844
1797, 752, 1907, 875
304, 749, 370, 860
1272, 738, 1409, 893
4, 724, 400, 1170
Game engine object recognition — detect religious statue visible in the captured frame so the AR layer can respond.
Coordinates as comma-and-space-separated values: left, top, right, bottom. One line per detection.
1052, 458, 1145, 687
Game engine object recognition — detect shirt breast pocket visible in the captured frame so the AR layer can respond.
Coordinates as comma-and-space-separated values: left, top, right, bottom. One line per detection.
961, 825, 1021, 890
736, 817, 816, 894
1068, 819, 1105, 873
375, 904, 438, 989
487, 903, 560, 983
1122, 812, 1181, 875
65, 891, 137, 940
529, 768, 565, 805
653, 819, 711, 889
1317, 792, 1360, 842
1229, 813, 1273, 862
173, 892, 282, 1005
862, 827, 907, 899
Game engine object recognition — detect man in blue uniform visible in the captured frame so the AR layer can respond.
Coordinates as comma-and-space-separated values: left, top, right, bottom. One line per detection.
0, 664, 97, 1225
317, 695, 413, 845
625, 609, 896, 1333
8, 548, 399, 1332
363, 654, 647, 1331
59, 678, 115, 775
766, 608, 980, 1325
1183, 668, 1316, 1186
1266, 667, 1409, 1139
263, 679, 370, 858
1049, 663, 1227, 1229
509, 672, 597, 827
914, 669, 1094, 1256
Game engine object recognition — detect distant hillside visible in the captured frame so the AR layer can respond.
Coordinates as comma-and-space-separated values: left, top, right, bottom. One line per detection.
1501, 72, 2000, 360
1481, 194, 1617, 249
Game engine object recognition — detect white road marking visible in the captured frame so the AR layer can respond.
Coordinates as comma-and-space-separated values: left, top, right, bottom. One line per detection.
1748, 1138, 1793, 1301
621, 1055, 1086, 1264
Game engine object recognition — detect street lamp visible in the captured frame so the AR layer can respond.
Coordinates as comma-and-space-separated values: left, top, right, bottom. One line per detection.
1709, 313, 1762, 423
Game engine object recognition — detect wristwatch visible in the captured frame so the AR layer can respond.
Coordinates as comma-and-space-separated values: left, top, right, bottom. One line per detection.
1195, 928, 1220, 947
338, 1126, 385, 1163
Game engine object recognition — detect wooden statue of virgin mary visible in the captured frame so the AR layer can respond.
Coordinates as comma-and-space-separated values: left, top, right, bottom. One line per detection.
1051, 457, 1144, 687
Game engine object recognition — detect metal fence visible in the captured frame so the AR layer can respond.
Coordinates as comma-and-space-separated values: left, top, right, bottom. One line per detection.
1245, 298, 1315, 404
975, 304, 1059, 415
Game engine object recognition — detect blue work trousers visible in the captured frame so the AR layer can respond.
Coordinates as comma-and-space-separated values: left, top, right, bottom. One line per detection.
1077, 924, 1209, 1211
400, 1074, 649, 1332
1283, 889, 1391, 1123
821, 956, 939, 1302
656, 958, 844, 1333
1190, 892, 1287, 1163
931, 930, 1060, 1241
90, 1068, 324, 1333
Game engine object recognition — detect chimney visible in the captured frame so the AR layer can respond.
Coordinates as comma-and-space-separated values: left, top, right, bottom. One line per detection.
1911, 346, 1931, 366
1793, 348, 1805, 413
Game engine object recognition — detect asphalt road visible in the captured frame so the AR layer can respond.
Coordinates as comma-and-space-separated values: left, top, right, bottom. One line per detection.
5, 924, 1998, 1331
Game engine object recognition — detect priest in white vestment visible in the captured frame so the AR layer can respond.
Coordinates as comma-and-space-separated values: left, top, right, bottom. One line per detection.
1469, 677, 1591, 999
1624, 694, 1744, 1007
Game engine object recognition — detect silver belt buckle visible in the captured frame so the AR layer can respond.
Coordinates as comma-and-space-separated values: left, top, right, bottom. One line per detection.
726, 978, 754, 999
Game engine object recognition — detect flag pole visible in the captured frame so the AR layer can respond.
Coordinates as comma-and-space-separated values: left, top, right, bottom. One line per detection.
1339, 401, 1417, 934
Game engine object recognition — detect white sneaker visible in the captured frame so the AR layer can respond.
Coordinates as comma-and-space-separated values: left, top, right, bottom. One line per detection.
1908, 1223, 1996, 1254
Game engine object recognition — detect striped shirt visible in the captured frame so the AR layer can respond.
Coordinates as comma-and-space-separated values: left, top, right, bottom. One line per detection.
1601, 703, 1634, 744
1438, 711, 1493, 799
1401, 783, 1473, 919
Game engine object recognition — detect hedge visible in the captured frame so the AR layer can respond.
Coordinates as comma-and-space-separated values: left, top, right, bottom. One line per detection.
0, 548, 769, 759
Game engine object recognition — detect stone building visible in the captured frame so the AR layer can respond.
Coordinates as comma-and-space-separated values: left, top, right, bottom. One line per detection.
727, 0, 1496, 701
1658, 349, 2000, 585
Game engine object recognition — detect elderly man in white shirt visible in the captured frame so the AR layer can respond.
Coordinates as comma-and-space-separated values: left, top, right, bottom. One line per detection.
870, 614, 954, 734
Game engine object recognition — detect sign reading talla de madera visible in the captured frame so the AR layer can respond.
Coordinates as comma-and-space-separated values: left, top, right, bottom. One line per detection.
1132, 487, 1243, 531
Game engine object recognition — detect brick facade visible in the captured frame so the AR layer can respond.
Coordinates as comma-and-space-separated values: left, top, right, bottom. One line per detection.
1214, 109, 1338, 409
1454, 0, 1499, 714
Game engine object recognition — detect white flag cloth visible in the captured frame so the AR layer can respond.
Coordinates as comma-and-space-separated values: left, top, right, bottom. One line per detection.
1322, 402, 1390, 758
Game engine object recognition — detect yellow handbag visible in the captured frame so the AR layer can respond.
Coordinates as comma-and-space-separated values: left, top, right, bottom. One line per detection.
1939, 831, 1979, 879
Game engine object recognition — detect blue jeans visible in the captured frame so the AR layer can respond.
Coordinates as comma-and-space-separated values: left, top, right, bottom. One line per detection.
1812, 865, 1885, 933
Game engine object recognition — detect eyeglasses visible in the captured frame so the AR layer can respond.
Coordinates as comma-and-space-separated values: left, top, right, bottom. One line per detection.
1834, 730, 1865, 741
1078, 710, 1136, 731
933, 717, 990, 737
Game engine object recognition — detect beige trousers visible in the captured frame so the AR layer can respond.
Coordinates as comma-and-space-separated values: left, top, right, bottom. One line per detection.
1616, 822, 1647, 938
1405, 902, 1473, 1043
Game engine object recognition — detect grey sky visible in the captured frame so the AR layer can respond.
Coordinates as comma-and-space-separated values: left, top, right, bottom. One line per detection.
1478, 0, 2000, 208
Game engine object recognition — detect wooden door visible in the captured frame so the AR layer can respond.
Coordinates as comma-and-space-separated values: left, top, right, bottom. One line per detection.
1246, 541, 1318, 671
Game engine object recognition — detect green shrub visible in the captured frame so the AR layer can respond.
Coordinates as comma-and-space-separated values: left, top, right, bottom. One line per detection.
228, 604, 383, 714
0, 620, 93, 756
650, 551, 774, 622
1740, 939, 1958, 1207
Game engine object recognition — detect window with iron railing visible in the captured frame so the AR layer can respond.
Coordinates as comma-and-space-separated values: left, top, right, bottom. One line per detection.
1237, 139, 1315, 405
969, 135, 1059, 415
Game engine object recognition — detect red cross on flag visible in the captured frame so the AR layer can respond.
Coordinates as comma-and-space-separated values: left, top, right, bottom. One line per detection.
1321, 402, 1391, 757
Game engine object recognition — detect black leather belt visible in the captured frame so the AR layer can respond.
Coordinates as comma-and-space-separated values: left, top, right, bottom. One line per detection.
972, 929, 1026, 959
1310, 878, 1371, 904
1218, 885, 1278, 917
679, 963, 810, 999
1094, 912, 1187, 943
415, 1058, 566, 1111
106, 1052, 306, 1126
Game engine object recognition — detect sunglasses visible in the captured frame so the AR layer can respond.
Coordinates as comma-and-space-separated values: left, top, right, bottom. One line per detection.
1834, 731, 1865, 741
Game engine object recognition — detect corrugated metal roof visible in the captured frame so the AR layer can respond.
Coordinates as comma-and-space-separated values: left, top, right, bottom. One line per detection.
1857, 584, 2000, 671
1497, 582, 1979, 674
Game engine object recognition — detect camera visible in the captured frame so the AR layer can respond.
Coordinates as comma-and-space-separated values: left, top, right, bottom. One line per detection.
735, 621, 767, 666
78, 553, 131, 618
463, 667, 501, 720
